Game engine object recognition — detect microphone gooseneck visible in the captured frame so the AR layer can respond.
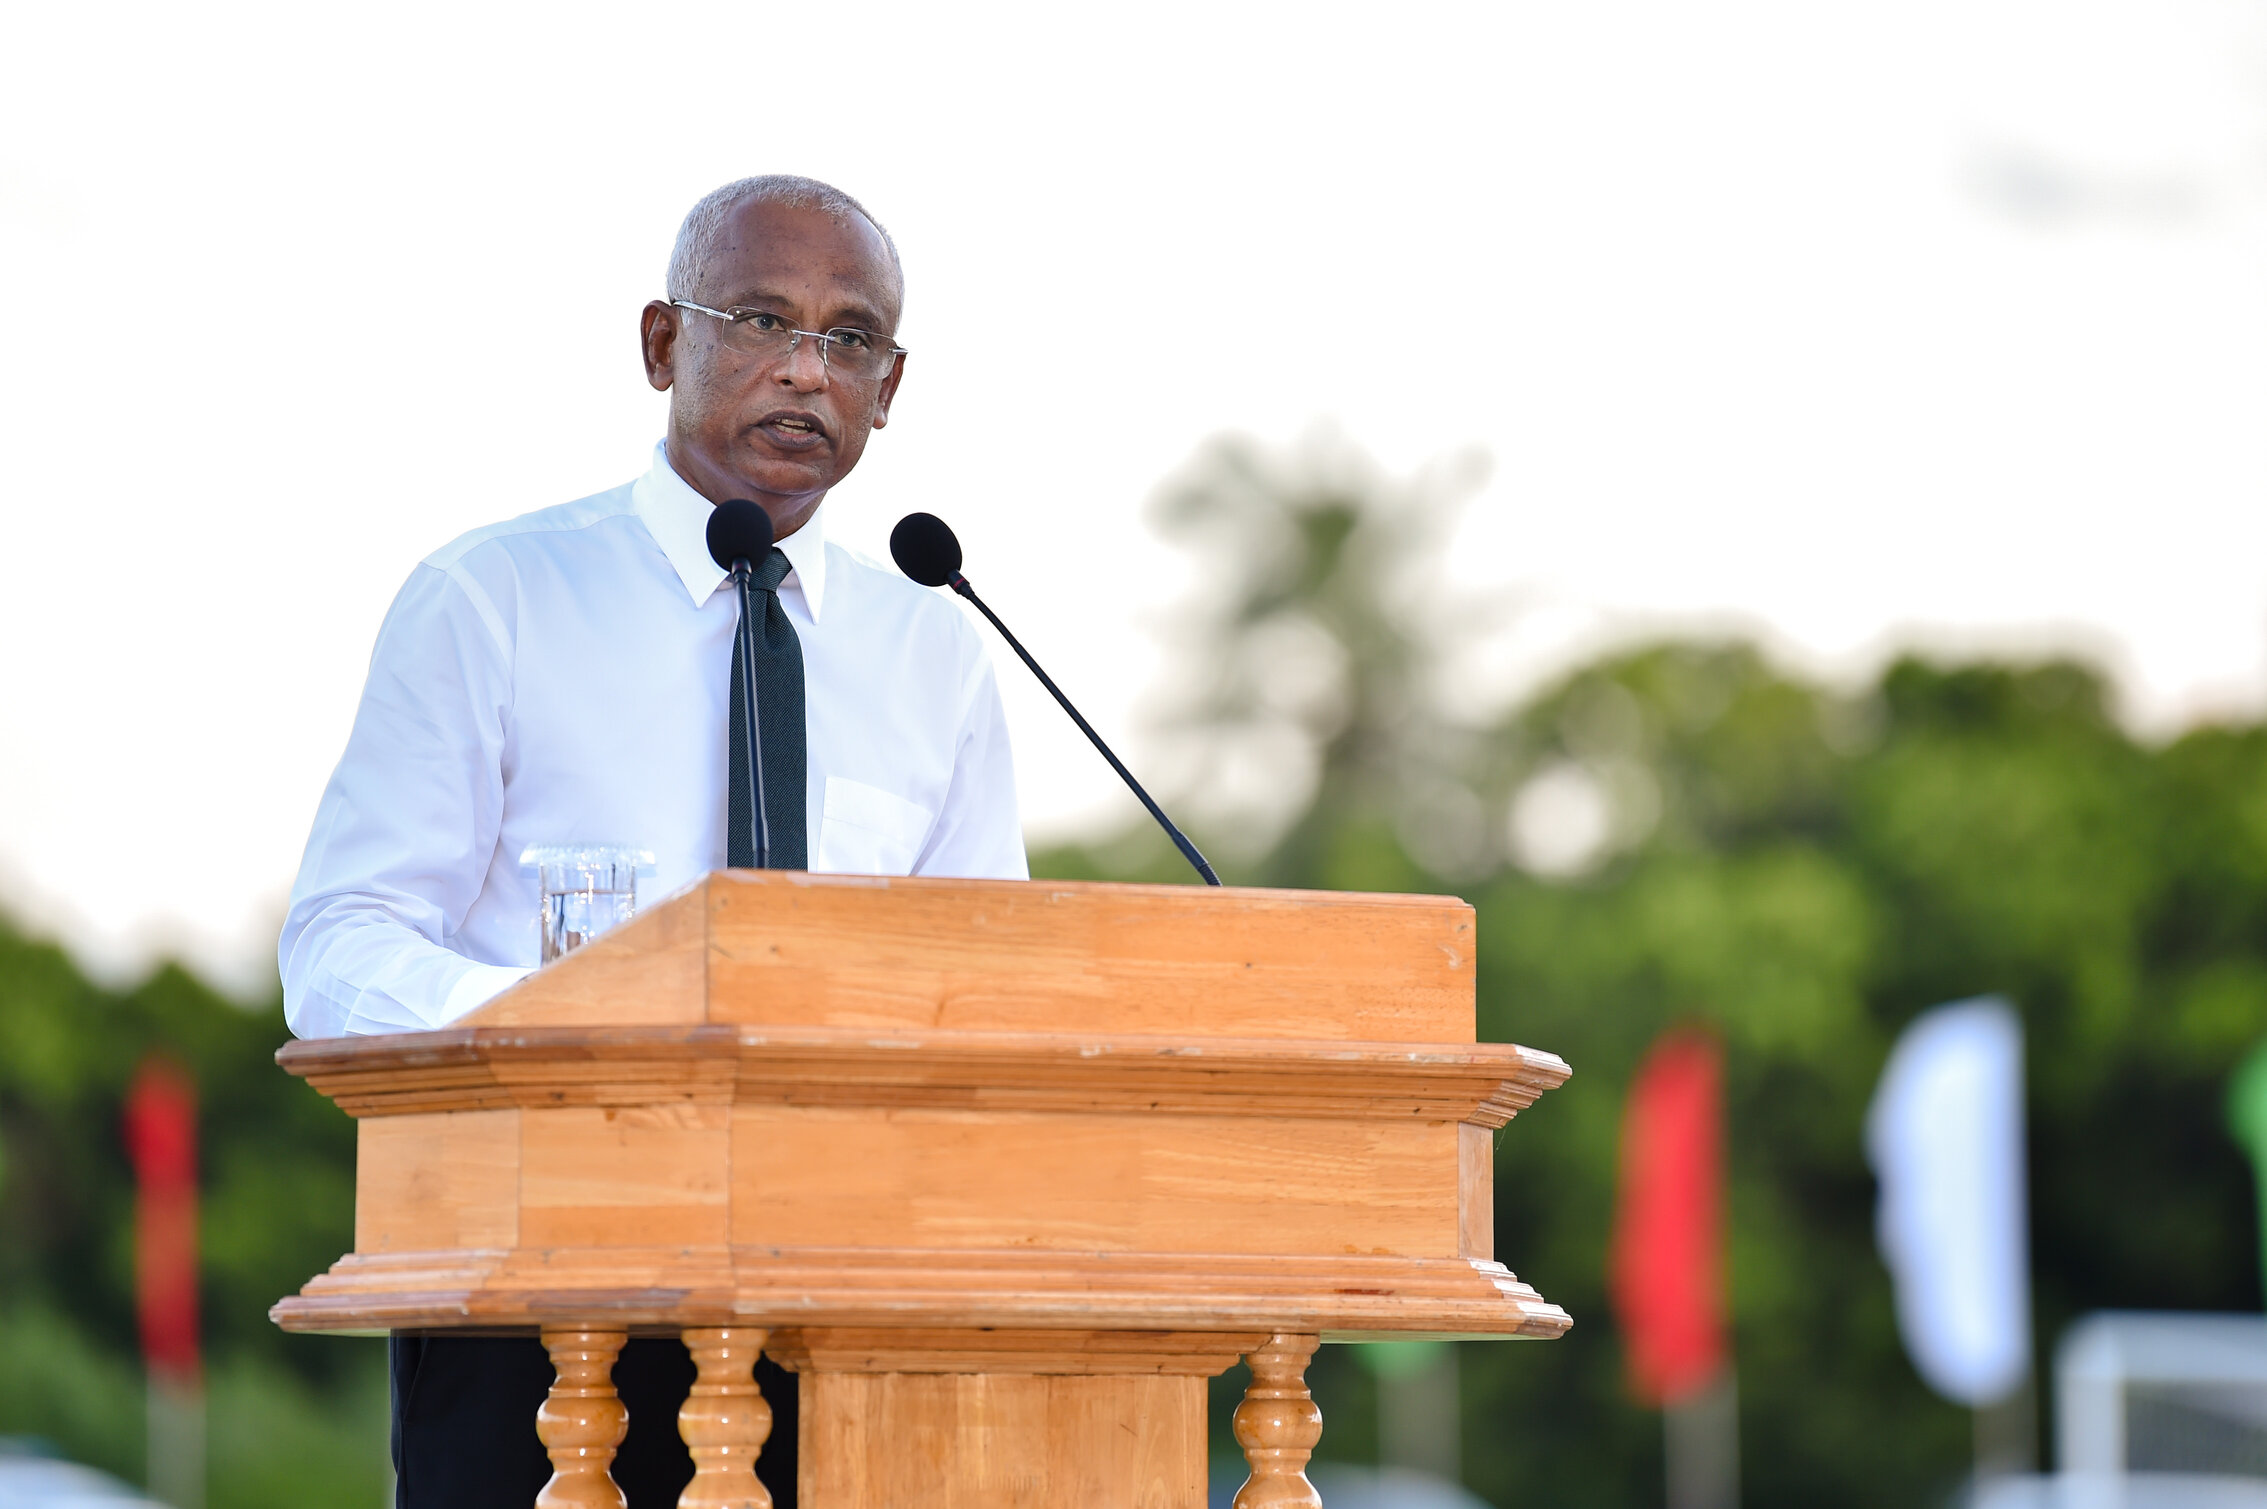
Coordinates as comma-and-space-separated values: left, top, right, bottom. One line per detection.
709, 501, 777, 868
889, 513, 1222, 887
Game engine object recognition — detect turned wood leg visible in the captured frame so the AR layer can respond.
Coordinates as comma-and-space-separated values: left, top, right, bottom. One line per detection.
536, 1327, 629, 1509
1233, 1332, 1324, 1509
678, 1326, 773, 1509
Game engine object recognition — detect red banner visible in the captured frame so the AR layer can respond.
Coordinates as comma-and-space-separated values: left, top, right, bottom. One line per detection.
1608, 1028, 1727, 1407
123, 1058, 201, 1385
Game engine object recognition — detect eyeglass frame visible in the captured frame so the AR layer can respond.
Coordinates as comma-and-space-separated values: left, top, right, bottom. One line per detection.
668, 299, 908, 380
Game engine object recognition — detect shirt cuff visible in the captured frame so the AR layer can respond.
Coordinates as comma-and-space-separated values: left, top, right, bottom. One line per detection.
440, 962, 536, 1025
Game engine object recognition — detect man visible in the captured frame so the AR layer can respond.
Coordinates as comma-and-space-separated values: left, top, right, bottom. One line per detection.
281, 176, 1026, 1508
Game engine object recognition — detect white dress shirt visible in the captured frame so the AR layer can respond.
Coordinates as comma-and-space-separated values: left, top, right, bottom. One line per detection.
280, 444, 1027, 1039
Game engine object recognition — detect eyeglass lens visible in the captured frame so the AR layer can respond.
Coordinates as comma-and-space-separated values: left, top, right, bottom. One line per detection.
719, 314, 896, 379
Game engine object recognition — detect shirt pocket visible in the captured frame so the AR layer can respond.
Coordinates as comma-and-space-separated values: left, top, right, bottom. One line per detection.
815, 776, 938, 876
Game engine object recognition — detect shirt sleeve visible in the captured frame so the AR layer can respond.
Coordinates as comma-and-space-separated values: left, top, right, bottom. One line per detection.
913, 635, 1029, 881
278, 560, 529, 1038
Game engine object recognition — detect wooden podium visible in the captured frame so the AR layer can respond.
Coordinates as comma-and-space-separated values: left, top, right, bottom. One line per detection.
272, 872, 1570, 1508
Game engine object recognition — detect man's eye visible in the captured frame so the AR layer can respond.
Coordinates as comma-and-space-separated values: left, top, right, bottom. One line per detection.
827, 329, 874, 351
738, 311, 786, 332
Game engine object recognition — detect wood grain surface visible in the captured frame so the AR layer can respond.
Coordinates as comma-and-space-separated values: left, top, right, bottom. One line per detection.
760, 1328, 1266, 1377
481, 888, 709, 1027
281, 1026, 1567, 1125
519, 1104, 733, 1250
799, 1371, 1205, 1509
356, 1110, 519, 1253
278, 1245, 1568, 1339
463, 873, 1481, 1043
725, 1105, 1460, 1255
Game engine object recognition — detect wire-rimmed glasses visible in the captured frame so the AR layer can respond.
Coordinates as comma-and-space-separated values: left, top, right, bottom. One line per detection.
670, 300, 906, 381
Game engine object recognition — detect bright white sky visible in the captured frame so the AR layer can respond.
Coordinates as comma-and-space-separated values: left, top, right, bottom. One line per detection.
2, 0, 2262, 993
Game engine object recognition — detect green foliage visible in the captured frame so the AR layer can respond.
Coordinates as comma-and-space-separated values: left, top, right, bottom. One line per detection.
0, 927, 384, 1506
1039, 436, 2267, 1506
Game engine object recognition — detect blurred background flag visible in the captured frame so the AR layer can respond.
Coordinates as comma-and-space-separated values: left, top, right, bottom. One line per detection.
1865, 995, 2033, 1474
122, 1058, 202, 1509
2223, 1039, 2267, 1300
1610, 1027, 1736, 1509
1611, 1027, 1728, 1406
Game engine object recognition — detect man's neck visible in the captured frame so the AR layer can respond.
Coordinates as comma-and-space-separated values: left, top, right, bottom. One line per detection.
664, 438, 822, 541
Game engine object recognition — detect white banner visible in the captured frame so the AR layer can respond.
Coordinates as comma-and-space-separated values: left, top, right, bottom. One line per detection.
1866, 996, 2033, 1406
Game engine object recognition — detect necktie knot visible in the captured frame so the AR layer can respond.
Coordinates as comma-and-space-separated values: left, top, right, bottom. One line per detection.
748, 547, 793, 594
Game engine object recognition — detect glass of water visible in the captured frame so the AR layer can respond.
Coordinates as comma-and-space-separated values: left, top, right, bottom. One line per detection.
520, 844, 654, 963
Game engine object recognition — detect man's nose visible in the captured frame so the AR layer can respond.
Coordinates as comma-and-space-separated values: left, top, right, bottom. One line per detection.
774, 334, 830, 390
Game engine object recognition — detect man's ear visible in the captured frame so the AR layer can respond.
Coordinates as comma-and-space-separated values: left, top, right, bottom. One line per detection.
870, 352, 907, 429
640, 301, 678, 392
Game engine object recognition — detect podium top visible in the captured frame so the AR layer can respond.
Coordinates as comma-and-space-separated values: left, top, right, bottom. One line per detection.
469, 871, 1480, 1043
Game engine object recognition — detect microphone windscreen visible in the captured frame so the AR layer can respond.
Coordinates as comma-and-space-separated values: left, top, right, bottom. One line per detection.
890, 512, 963, 588
706, 499, 775, 570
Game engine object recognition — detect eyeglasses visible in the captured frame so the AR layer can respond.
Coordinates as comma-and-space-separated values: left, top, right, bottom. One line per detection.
670, 300, 907, 382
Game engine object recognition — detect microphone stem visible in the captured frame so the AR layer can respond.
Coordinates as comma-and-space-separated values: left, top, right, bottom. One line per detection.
951, 576, 1222, 887
734, 562, 771, 869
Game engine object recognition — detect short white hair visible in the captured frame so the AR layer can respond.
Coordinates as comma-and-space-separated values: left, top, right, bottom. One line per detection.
666, 175, 903, 307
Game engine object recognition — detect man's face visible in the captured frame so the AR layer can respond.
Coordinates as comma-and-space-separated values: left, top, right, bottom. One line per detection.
641, 199, 906, 533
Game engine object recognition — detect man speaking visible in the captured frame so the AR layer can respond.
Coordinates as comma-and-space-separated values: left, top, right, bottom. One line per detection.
280, 177, 1026, 1507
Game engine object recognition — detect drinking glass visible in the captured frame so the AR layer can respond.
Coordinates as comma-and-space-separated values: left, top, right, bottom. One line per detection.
521, 844, 654, 963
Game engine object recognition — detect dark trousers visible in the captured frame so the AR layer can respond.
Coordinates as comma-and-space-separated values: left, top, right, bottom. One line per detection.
390, 1335, 798, 1509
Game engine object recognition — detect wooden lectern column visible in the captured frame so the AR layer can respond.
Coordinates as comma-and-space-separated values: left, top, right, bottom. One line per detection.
678, 1327, 773, 1509
537, 1328, 630, 1509
1232, 1334, 1323, 1509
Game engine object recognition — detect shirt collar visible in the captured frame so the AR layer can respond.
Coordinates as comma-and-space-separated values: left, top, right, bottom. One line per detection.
632, 442, 829, 620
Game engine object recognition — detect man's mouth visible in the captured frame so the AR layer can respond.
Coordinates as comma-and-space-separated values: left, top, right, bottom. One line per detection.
757, 411, 828, 448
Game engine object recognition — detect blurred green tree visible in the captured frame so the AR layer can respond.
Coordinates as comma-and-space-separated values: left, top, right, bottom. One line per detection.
0, 928, 383, 1506
1040, 432, 2264, 1507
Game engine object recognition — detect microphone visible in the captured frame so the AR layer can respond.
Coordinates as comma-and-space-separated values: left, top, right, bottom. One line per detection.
707, 501, 776, 867
890, 512, 1222, 887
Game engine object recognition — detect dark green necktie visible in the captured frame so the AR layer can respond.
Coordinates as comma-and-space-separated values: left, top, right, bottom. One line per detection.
726, 547, 807, 869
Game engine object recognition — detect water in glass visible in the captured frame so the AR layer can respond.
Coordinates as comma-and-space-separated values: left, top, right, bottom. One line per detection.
521, 844, 651, 963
